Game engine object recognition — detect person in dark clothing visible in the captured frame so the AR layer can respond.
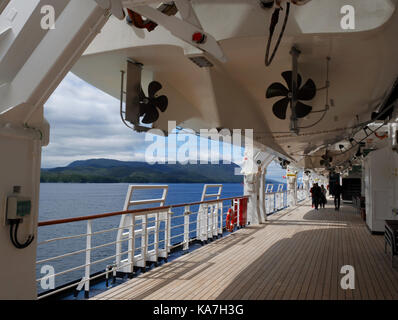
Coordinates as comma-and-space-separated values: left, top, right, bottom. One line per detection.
334, 182, 342, 210
310, 183, 315, 208
310, 183, 322, 210
320, 185, 327, 208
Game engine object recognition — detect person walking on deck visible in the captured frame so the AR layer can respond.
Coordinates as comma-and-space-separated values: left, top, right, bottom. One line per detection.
311, 183, 322, 210
334, 182, 342, 211
320, 185, 327, 208
310, 183, 316, 208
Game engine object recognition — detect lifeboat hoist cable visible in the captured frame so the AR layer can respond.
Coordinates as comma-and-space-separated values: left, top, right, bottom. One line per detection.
264, 2, 290, 66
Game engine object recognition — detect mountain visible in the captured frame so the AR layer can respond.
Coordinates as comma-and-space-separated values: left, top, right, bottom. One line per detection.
41, 158, 248, 183
41, 159, 284, 184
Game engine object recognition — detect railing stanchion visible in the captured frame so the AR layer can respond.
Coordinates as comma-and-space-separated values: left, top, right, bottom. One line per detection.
184, 206, 190, 250
218, 201, 223, 235
84, 219, 92, 298
166, 208, 171, 253
154, 212, 160, 262
35, 194, 249, 299
138, 215, 147, 270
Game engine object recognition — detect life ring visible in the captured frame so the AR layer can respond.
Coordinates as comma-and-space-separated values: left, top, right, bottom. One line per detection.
226, 208, 235, 232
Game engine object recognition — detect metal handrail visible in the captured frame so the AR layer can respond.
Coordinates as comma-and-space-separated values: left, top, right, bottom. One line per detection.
36, 190, 306, 299
36, 195, 248, 298
37, 195, 249, 227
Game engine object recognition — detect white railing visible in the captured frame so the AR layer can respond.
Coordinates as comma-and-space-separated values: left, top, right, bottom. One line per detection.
116, 185, 168, 273
265, 191, 288, 214
36, 195, 248, 299
36, 185, 307, 299
197, 184, 223, 241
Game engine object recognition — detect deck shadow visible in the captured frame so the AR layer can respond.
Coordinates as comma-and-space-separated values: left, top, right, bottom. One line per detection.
97, 225, 267, 299
215, 226, 398, 300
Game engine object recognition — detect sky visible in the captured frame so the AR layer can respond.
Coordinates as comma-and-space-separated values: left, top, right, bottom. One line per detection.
42, 72, 286, 181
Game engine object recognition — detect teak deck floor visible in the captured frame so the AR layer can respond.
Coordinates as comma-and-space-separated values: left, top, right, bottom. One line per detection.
92, 200, 398, 300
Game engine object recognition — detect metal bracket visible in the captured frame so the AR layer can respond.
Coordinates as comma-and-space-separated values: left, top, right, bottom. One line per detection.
125, 3, 226, 63
95, 0, 125, 19
290, 46, 301, 135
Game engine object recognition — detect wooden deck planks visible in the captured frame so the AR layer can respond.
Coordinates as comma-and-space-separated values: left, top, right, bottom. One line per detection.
91, 200, 398, 300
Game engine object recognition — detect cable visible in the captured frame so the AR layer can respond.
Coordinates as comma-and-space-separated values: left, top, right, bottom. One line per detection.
9, 219, 34, 249
9, 221, 19, 248
14, 220, 34, 249
298, 110, 328, 129
265, 2, 290, 67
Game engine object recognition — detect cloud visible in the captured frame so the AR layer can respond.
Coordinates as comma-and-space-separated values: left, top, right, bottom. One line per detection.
42, 72, 149, 167
42, 72, 287, 182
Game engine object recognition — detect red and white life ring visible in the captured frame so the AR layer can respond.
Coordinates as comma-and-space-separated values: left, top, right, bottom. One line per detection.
226, 208, 235, 232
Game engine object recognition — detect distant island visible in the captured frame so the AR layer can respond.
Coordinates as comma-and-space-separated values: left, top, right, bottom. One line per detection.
41, 159, 284, 184
41, 158, 248, 183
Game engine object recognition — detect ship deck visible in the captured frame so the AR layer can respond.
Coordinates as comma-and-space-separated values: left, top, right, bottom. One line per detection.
91, 199, 398, 300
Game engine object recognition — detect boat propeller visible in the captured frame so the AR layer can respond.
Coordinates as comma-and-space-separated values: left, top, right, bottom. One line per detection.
320, 152, 333, 167
138, 81, 168, 124
266, 71, 316, 120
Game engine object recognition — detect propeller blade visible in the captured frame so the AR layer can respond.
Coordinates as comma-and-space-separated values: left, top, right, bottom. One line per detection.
295, 101, 312, 118
298, 78, 316, 101
272, 97, 290, 120
148, 81, 162, 98
154, 95, 168, 112
282, 71, 302, 91
141, 107, 159, 124
266, 82, 289, 98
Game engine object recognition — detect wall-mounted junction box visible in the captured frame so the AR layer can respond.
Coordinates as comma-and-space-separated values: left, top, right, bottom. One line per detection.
5, 192, 31, 224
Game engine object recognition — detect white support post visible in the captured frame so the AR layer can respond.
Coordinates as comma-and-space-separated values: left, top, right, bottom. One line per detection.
130, 215, 136, 268
286, 166, 298, 207
166, 208, 172, 253
142, 215, 147, 266
206, 204, 213, 240
259, 169, 266, 222
212, 204, 218, 237
84, 220, 92, 298
218, 201, 223, 235
126, 214, 134, 273
183, 206, 190, 250
154, 212, 160, 261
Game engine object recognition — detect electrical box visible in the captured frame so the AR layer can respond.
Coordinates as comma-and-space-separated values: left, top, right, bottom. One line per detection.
6, 195, 31, 221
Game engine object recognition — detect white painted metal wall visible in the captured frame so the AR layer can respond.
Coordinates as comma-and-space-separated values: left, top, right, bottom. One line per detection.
364, 146, 398, 232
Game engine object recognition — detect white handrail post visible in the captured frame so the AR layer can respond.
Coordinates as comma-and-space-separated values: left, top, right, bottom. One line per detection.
183, 206, 190, 251
142, 215, 147, 269
211, 203, 218, 238
84, 219, 92, 299
166, 208, 172, 253
218, 201, 223, 236
154, 212, 159, 264
126, 214, 134, 276
129, 214, 136, 275
207, 205, 211, 239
